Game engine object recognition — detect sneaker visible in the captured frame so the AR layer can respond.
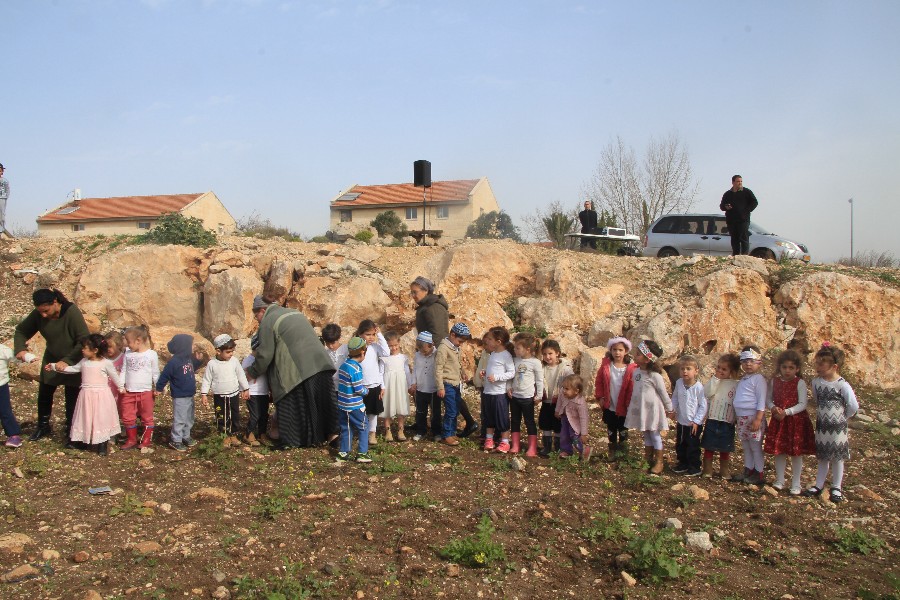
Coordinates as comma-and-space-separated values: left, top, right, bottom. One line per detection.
496, 441, 510, 454
168, 440, 187, 452
772, 482, 785, 491
183, 438, 198, 448
672, 463, 689, 474
581, 445, 592, 462
458, 421, 479, 438
685, 467, 702, 477
483, 438, 495, 451
4, 435, 22, 448
788, 487, 802, 496
356, 452, 373, 463
412, 434, 423, 442
336, 452, 352, 462
829, 488, 844, 503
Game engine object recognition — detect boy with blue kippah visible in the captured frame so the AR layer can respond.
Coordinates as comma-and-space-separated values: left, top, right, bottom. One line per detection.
336, 336, 372, 463
435, 323, 471, 446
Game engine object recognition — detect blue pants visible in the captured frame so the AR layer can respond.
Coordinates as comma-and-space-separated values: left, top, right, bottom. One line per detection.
339, 407, 368, 454
0, 384, 22, 437
442, 383, 460, 438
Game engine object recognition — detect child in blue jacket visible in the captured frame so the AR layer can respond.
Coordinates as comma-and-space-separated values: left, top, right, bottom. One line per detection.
156, 334, 204, 451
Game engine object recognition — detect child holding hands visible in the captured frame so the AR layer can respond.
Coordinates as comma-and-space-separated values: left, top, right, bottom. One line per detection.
555, 374, 591, 461
201, 334, 250, 445
700, 353, 741, 478
670, 355, 707, 477
624, 340, 671, 476
731, 346, 768, 485
595, 337, 638, 459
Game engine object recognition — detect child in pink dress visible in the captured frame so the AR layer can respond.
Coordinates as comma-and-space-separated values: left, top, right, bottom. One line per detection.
555, 374, 591, 461
48, 334, 123, 456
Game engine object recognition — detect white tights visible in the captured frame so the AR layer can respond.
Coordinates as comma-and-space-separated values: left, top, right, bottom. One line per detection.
642, 431, 662, 450
741, 438, 765, 472
368, 415, 378, 433
774, 455, 804, 490
815, 458, 845, 490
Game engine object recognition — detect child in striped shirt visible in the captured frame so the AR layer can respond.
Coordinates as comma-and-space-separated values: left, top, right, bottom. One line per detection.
336, 337, 373, 463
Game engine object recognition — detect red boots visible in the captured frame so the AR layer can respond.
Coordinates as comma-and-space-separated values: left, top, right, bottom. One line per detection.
510, 432, 521, 454
139, 426, 154, 448
525, 435, 538, 457
121, 426, 138, 450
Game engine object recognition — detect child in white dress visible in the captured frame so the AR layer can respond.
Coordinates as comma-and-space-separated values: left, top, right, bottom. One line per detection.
380, 331, 411, 442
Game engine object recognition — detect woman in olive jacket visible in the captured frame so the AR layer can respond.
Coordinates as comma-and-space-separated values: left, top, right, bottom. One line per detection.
14, 289, 90, 444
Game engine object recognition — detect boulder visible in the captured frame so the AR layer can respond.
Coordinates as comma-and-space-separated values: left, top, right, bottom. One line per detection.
776, 271, 900, 388
587, 317, 625, 348
291, 276, 390, 328
262, 260, 294, 303
151, 327, 213, 362
578, 347, 607, 399
202, 267, 263, 339
76, 245, 203, 331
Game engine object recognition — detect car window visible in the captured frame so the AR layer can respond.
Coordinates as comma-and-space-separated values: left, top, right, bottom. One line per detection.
711, 219, 729, 235
652, 216, 679, 234
678, 217, 705, 234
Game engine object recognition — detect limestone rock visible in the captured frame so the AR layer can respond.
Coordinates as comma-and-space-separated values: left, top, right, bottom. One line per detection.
83, 590, 103, 600
152, 327, 214, 362
0, 533, 32, 554
687, 485, 709, 501
685, 531, 713, 552
132, 541, 162, 554
190, 487, 230, 502
586, 317, 625, 347
262, 260, 294, 303
663, 518, 683, 530
620, 571, 637, 586
1, 563, 40, 583
202, 267, 262, 338
578, 347, 607, 399
291, 276, 390, 327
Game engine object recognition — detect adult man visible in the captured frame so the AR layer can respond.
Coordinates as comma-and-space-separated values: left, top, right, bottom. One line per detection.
719, 175, 758, 255
0, 163, 9, 235
578, 200, 598, 249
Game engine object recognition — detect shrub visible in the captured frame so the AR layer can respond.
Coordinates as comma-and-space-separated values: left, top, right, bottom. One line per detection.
138, 212, 217, 248
626, 523, 693, 582
237, 212, 302, 241
465, 210, 521, 241
371, 211, 409, 237
308, 235, 331, 243
440, 515, 506, 568
833, 526, 885, 555
354, 230, 374, 243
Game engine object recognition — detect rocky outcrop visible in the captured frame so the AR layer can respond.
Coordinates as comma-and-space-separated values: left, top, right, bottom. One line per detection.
202, 268, 263, 339
291, 276, 391, 328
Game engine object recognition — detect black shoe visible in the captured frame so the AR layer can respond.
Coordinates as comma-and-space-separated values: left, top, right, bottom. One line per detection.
458, 421, 479, 438
65, 440, 78, 449
97, 442, 108, 456
29, 426, 52, 442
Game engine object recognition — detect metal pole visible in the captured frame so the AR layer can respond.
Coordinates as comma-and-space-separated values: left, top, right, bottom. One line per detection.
848, 198, 854, 265
422, 188, 426, 245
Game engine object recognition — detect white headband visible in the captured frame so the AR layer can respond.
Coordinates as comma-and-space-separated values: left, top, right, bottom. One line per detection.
739, 349, 762, 361
637, 341, 658, 362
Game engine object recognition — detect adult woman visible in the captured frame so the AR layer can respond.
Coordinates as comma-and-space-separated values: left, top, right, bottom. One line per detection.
14, 288, 90, 444
409, 276, 478, 438
246, 295, 338, 448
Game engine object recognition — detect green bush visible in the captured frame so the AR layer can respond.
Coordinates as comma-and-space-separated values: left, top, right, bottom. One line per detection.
370, 211, 409, 237
237, 212, 302, 241
440, 515, 506, 568
138, 212, 217, 248
465, 210, 521, 241
354, 230, 374, 243
308, 235, 331, 243
833, 526, 885, 555
626, 523, 693, 582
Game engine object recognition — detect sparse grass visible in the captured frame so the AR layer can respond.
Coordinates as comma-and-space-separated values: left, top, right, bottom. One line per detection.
580, 511, 633, 543
439, 515, 506, 568
626, 522, 693, 582
237, 212, 303, 242
109, 494, 154, 517
838, 251, 899, 269
833, 525, 885, 555
252, 486, 294, 521
233, 561, 319, 599
400, 489, 438, 509
672, 492, 697, 509
192, 433, 237, 470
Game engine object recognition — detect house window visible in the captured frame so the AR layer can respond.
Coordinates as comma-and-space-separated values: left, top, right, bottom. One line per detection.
137, 221, 151, 230
405, 207, 418, 220
72, 224, 85, 232
436, 206, 449, 219
340, 210, 352, 223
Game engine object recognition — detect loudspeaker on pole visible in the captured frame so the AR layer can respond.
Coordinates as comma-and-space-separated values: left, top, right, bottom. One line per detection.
414, 160, 432, 188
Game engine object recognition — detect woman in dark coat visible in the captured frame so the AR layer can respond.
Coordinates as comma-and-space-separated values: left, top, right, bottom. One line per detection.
14, 288, 90, 444
409, 276, 478, 437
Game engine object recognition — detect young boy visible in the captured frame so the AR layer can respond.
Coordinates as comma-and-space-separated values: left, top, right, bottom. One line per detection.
156, 334, 204, 451
241, 334, 270, 447
434, 322, 471, 446
336, 337, 372, 463
201, 334, 250, 446
669, 355, 708, 476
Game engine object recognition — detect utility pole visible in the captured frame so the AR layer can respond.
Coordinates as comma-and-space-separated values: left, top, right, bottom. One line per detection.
848, 198, 854, 265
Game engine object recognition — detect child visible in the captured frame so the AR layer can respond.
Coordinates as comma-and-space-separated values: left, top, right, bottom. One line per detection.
350, 320, 390, 445
555, 374, 591, 460
509, 333, 544, 456
480, 326, 516, 453
241, 334, 270, 447
156, 334, 204, 451
700, 353, 741, 478
731, 346, 768, 484
120, 325, 159, 449
539, 339, 572, 457
594, 337, 638, 459
434, 322, 471, 446
472, 333, 492, 444
409, 331, 440, 442
669, 355, 708, 476
623, 340, 671, 475
803, 344, 858, 503
336, 337, 372, 463
321, 323, 343, 369
380, 331, 411, 442
201, 334, 250, 446
1, 343, 24, 448
50, 334, 123, 455
104, 330, 126, 430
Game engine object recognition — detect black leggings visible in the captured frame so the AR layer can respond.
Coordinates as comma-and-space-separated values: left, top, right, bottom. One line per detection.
510, 397, 537, 435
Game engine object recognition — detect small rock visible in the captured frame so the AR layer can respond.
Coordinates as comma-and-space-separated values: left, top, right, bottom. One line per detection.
685, 531, 713, 552
12, 467, 24, 479
856, 486, 883, 501
212, 586, 231, 599
509, 457, 527, 472
781, 594, 795, 599
620, 571, 637, 587
83, 590, 103, 600
447, 564, 460, 577
687, 485, 709, 501
159, 503, 172, 514
663, 518, 683, 530
891, 427, 900, 436
745, 540, 762, 553
190, 487, 229, 501
213, 570, 226, 583
322, 562, 338, 576
1, 563, 41, 583
855, 414, 874, 423
364, 531, 374, 541
132, 541, 162, 554
670, 483, 685, 492
138, 459, 152, 469
41, 549, 60, 561
712, 528, 727, 540
139, 446, 155, 454
73, 550, 91, 563
763, 485, 779, 497
356, 591, 365, 599
0, 533, 32, 553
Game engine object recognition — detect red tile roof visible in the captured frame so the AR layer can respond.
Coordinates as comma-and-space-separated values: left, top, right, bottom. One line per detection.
38, 193, 206, 222
331, 179, 481, 207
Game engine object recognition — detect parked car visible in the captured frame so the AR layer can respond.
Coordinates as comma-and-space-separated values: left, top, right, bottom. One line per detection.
642, 214, 810, 261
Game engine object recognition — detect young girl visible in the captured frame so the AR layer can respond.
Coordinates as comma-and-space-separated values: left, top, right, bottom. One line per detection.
509, 333, 544, 456
49, 334, 123, 455
409, 331, 440, 442
764, 350, 816, 494
803, 344, 859, 503
700, 353, 741, 478
354, 320, 389, 445
473, 333, 491, 444
104, 330, 126, 433
480, 326, 515, 453
120, 325, 159, 449
1, 343, 24, 448
594, 337, 638, 460
555, 374, 591, 460
623, 340, 671, 475
538, 339, 572, 457
380, 331, 411, 442
731, 345, 768, 484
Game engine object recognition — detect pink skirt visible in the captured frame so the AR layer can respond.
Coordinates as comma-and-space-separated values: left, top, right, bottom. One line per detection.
736, 414, 765, 442
70, 386, 122, 444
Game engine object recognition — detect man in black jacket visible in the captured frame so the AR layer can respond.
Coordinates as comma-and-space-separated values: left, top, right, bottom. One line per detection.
578, 200, 599, 249
719, 175, 758, 255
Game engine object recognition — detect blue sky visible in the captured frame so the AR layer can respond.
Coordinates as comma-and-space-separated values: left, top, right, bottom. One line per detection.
4, 0, 898, 261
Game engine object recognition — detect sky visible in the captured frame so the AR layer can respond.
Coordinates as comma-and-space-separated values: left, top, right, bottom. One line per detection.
4, 0, 899, 262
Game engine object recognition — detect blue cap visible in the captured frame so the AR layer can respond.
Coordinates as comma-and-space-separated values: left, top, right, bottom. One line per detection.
450, 323, 471, 338
416, 331, 433, 344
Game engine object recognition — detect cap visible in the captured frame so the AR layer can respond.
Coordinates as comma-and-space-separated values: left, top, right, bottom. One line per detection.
213, 334, 234, 349
450, 323, 471, 338
252, 295, 270, 312
416, 331, 433, 344
347, 336, 367, 352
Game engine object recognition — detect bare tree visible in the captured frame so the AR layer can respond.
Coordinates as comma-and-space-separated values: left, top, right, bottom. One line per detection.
523, 200, 578, 248
586, 131, 699, 237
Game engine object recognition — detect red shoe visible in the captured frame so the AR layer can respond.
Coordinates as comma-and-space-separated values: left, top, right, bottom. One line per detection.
121, 427, 139, 450
138, 426, 155, 448
484, 438, 495, 451
496, 441, 510, 454
509, 432, 521, 454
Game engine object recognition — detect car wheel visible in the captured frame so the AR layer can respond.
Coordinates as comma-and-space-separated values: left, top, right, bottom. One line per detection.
750, 248, 776, 261
657, 247, 679, 258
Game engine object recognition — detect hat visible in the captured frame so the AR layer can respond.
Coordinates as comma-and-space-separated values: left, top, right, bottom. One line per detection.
250, 333, 260, 350
411, 276, 435, 294
606, 336, 632, 351
739, 348, 762, 362
347, 336, 367, 352
416, 331, 433, 344
213, 334, 234, 349
450, 323, 471, 338
252, 295, 270, 312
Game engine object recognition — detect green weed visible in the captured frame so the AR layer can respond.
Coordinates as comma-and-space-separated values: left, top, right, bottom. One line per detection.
833, 526, 885, 555
580, 511, 633, 543
252, 486, 294, 520
439, 515, 506, 568
109, 494, 154, 517
233, 561, 319, 599
626, 523, 693, 582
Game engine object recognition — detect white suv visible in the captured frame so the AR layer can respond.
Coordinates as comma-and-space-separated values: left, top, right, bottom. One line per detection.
642, 214, 810, 261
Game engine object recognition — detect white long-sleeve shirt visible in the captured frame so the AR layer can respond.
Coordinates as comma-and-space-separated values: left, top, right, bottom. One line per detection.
201, 356, 250, 395
510, 357, 544, 400
671, 379, 708, 426
333, 332, 389, 388
766, 378, 808, 416
733, 372, 767, 417
0, 344, 16, 387
121, 349, 159, 392
483, 350, 515, 396
241, 355, 269, 396
410, 351, 437, 394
